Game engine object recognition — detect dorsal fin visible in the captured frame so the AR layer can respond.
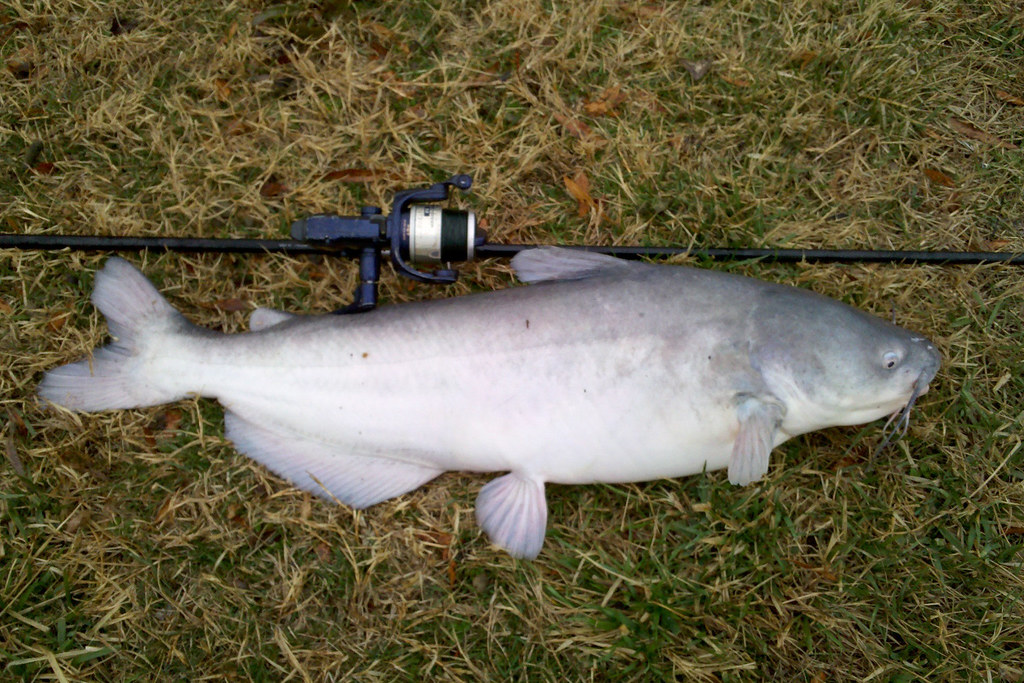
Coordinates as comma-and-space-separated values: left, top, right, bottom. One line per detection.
512, 247, 631, 283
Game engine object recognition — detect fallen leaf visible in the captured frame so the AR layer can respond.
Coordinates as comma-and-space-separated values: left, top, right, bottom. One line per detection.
0, 300, 12, 314
47, 310, 70, 332
6, 58, 32, 79
365, 20, 410, 55
65, 509, 91, 534
226, 503, 248, 528
833, 453, 861, 469
465, 60, 512, 86
634, 4, 664, 18
149, 405, 184, 432
367, 39, 388, 59
213, 298, 248, 312
304, 262, 329, 280
366, 21, 398, 42
681, 59, 712, 82
213, 78, 231, 101
415, 530, 453, 562
583, 85, 628, 117
221, 21, 237, 44
995, 89, 1024, 106
315, 542, 331, 562
0, 19, 27, 44
155, 496, 177, 525
720, 73, 751, 87
144, 408, 183, 447
923, 167, 956, 187
323, 168, 394, 183
4, 432, 24, 477
31, 162, 55, 175
553, 112, 593, 139
6, 410, 26, 436
259, 177, 289, 197
791, 50, 818, 69
1005, 526, 1024, 537
223, 118, 251, 136
949, 117, 1018, 150
159, 409, 183, 433
448, 559, 456, 588
564, 172, 597, 217
922, 127, 943, 140
415, 530, 452, 547
985, 239, 1011, 250
793, 559, 838, 581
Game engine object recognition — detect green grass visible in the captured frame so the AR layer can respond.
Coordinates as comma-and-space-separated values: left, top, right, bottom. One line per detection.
3, 0, 1024, 680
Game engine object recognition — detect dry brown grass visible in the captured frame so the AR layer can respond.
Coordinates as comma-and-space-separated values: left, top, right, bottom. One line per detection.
2, 0, 1024, 680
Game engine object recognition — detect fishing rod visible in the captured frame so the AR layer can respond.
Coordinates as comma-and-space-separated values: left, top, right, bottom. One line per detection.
2, 173, 1022, 313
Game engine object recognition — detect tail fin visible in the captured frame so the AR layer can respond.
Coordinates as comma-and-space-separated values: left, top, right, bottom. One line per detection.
39, 258, 195, 412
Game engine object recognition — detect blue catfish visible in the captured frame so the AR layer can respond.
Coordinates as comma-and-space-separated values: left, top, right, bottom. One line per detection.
39, 249, 941, 558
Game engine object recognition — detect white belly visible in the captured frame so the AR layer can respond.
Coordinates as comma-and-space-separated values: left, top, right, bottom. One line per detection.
157, 329, 742, 485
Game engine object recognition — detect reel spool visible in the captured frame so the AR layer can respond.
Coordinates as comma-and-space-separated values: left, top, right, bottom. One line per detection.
403, 204, 477, 266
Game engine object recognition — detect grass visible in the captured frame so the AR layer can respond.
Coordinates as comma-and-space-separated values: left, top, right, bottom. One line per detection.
2, 0, 1024, 680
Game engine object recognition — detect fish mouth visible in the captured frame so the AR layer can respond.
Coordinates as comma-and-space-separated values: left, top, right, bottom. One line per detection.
872, 366, 936, 458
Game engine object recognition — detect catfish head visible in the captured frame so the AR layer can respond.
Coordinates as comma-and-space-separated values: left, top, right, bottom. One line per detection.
749, 286, 941, 441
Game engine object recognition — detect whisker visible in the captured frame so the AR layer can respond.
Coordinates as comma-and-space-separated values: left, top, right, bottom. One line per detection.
872, 379, 925, 459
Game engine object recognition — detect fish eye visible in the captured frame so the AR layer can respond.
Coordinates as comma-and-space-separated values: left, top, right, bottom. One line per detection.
883, 351, 901, 369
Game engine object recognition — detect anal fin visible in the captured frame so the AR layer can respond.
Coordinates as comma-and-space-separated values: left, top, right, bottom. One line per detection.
475, 473, 548, 559
224, 411, 442, 509
728, 396, 784, 486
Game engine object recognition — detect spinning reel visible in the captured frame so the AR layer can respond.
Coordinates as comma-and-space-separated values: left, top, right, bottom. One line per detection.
290, 173, 484, 313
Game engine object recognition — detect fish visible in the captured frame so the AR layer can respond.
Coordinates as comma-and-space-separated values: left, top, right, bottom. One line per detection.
38, 248, 941, 559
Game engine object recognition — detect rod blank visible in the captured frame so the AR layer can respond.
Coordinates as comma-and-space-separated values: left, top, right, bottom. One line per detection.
1, 233, 1022, 265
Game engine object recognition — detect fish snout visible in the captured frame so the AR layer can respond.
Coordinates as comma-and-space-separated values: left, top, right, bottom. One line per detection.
919, 342, 941, 388
908, 336, 941, 393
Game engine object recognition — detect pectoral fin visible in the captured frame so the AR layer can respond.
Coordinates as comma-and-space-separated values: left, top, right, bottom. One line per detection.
475, 473, 548, 559
728, 397, 785, 486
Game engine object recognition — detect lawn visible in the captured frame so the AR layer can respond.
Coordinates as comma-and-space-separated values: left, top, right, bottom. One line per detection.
2, 1, 1023, 680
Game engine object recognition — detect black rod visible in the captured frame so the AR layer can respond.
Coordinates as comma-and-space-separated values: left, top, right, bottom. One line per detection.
2, 233, 1022, 265
0, 234, 347, 256
477, 244, 1024, 265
